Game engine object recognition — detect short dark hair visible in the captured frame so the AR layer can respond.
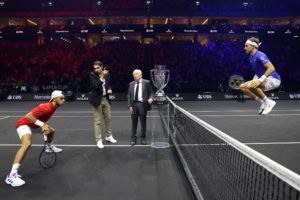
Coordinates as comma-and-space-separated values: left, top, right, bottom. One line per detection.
93, 60, 103, 67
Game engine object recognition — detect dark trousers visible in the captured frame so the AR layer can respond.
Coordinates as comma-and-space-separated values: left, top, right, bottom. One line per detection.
131, 102, 147, 140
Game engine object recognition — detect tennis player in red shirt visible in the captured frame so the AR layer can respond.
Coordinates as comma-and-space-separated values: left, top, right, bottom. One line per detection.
5, 90, 65, 187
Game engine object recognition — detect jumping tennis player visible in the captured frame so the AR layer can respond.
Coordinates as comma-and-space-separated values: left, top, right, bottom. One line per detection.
240, 37, 281, 115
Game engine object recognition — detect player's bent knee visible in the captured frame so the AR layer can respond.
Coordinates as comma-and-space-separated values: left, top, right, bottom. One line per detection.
239, 83, 245, 88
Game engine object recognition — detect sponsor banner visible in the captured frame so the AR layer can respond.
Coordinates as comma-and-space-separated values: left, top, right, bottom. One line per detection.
6, 94, 51, 101
169, 93, 185, 101
4, 92, 300, 101
197, 93, 219, 100
75, 93, 89, 101
288, 93, 300, 100
167, 92, 297, 101
75, 93, 127, 101
42, 85, 69, 91
223, 93, 251, 100
6, 94, 23, 101
33, 94, 51, 101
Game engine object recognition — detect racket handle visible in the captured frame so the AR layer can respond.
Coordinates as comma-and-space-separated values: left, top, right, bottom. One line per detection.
43, 134, 48, 142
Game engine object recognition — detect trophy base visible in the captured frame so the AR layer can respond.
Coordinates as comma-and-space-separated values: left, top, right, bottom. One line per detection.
153, 92, 167, 104
151, 142, 170, 149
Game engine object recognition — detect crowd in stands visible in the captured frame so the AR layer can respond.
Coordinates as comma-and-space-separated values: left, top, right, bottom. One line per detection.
0, 39, 144, 94
0, 36, 299, 97
153, 38, 300, 92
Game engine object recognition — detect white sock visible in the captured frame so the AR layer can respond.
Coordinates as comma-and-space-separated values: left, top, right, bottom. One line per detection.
255, 97, 264, 104
262, 96, 268, 102
10, 163, 20, 175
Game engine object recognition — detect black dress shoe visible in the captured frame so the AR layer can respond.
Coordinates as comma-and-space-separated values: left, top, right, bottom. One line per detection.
130, 140, 137, 146
141, 139, 147, 145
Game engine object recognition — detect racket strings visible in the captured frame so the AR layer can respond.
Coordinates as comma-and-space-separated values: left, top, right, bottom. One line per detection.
39, 142, 56, 169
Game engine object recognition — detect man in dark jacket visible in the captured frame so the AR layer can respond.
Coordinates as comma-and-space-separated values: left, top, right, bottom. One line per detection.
89, 60, 117, 149
128, 69, 154, 146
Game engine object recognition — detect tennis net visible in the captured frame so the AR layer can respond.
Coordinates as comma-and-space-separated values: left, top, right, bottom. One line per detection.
160, 97, 300, 200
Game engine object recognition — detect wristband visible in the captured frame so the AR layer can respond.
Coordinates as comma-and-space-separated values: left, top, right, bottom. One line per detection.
258, 75, 267, 82
34, 120, 45, 127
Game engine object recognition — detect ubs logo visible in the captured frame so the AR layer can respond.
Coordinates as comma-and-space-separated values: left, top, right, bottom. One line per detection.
197, 94, 212, 100
289, 93, 300, 99
7, 95, 22, 100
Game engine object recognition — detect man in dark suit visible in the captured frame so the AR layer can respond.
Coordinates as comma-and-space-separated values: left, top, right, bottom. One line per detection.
128, 69, 154, 146
89, 60, 117, 149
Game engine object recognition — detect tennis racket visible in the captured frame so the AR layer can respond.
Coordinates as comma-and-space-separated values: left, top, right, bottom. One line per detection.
39, 134, 56, 169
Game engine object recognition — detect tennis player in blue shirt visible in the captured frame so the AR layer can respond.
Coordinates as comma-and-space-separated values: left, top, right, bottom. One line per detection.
240, 37, 281, 115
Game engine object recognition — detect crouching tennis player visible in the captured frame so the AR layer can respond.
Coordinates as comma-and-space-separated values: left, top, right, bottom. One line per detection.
5, 90, 65, 187
240, 37, 281, 115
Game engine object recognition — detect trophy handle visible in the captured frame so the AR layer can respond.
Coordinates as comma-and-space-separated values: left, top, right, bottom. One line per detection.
160, 70, 170, 91
150, 69, 160, 89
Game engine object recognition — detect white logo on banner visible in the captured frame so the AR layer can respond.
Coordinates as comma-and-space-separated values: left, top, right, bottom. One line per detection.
34, 95, 51, 100
76, 94, 88, 101
197, 94, 212, 100
289, 93, 300, 99
7, 95, 22, 100
171, 94, 184, 101
109, 95, 115, 100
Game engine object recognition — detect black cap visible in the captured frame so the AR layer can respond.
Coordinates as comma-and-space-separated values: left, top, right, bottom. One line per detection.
93, 60, 103, 67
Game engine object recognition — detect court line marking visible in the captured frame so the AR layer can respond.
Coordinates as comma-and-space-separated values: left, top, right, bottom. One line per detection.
0, 111, 152, 113
245, 142, 300, 145
195, 114, 300, 117
2, 114, 300, 118
0, 116, 10, 120
1, 109, 300, 114
188, 109, 300, 113
0, 144, 151, 147
0, 115, 160, 118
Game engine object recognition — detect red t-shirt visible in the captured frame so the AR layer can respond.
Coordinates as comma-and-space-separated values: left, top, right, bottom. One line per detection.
16, 102, 56, 129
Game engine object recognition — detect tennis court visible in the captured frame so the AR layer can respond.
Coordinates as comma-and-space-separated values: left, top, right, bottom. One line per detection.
0, 100, 299, 200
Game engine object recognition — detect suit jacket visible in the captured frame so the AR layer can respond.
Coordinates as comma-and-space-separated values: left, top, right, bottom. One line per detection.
128, 79, 154, 111
88, 72, 111, 107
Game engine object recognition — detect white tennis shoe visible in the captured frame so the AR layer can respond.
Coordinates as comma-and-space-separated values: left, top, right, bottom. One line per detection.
5, 173, 25, 187
105, 136, 117, 143
46, 144, 63, 153
258, 102, 265, 114
97, 139, 104, 149
262, 99, 276, 115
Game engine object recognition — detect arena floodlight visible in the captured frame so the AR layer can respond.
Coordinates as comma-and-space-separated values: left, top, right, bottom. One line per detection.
88, 18, 95, 25
26, 19, 38, 26
202, 18, 208, 25
242, 2, 249, 7
146, 0, 151, 6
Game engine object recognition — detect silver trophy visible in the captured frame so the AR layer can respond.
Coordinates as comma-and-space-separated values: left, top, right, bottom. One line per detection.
150, 65, 170, 103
